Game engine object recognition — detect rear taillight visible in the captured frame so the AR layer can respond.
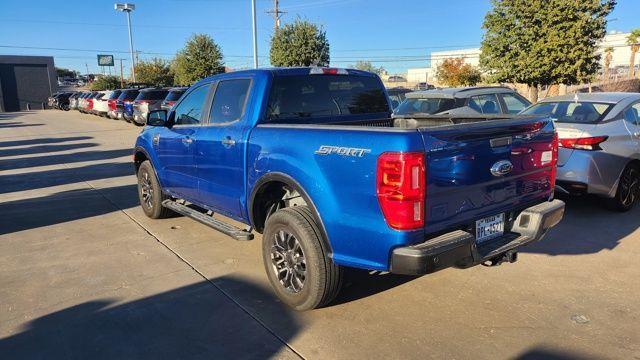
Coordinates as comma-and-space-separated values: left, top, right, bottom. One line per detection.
164, 100, 175, 107
550, 132, 559, 189
559, 136, 608, 151
135, 100, 150, 105
376, 152, 425, 230
108, 99, 116, 110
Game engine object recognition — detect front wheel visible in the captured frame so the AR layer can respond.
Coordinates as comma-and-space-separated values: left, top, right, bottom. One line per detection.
608, 163, 640, 212
137, 160, 173, 219
262, 206, 343, 311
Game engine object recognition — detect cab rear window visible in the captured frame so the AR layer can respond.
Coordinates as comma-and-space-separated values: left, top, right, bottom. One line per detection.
266, 74, 389, 122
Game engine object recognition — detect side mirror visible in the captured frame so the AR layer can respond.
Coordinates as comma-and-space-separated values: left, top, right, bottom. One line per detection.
147, 110, 168, 126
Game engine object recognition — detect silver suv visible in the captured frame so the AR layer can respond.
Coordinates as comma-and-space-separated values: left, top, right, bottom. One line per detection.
522, 92, 640, 211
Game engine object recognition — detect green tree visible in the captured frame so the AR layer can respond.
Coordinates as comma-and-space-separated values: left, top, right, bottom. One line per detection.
270, 19, 329, 67
436, 58, 482, 87
480, 0, 615, 101
626, 29, 640, 78
135, 58, 174, 86
173, 34, 225, 85
351, 61, 385, 74
90, 75, 120, 90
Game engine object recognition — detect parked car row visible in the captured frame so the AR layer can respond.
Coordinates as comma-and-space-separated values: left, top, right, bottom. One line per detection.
53, 87, 187, 126
394, 86, 640, 211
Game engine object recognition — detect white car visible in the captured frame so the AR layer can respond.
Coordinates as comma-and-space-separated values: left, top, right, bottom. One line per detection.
92, 91, 111, 116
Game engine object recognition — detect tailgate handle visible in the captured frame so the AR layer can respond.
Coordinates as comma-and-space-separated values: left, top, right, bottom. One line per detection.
490, 136, 512, 148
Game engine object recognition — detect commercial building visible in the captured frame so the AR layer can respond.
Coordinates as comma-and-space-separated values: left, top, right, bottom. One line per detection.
0, 55, 57, 112
404, 32, 635, 86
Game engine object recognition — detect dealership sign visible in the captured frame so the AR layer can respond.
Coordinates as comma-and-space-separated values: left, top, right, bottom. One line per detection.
97, 54, 115, 67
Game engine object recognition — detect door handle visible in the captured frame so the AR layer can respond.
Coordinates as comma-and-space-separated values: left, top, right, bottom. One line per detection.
182, 137, 193, 145
222, 137, 236, 147
634, 132, 640, 138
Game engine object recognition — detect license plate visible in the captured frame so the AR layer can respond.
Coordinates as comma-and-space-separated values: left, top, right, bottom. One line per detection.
475, 213, 505, 243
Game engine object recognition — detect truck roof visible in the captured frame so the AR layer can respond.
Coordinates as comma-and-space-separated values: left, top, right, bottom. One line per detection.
195, 67, 379, 86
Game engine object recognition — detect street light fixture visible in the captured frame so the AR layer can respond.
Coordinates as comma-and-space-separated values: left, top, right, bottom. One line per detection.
115, 3, 137, 82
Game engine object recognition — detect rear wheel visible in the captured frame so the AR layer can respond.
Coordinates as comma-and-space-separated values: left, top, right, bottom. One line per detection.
137, 161, 173, 219
262, 206, 343, 311
608, 163, 640, 212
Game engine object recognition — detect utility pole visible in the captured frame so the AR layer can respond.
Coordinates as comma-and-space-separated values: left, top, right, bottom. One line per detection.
266, 0, 286, 29
251, 0, 258, 69
119, 58, 125, 88
115, 3, 137, 82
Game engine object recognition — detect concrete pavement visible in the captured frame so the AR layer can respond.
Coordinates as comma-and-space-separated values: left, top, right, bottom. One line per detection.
1, 110, 639, 359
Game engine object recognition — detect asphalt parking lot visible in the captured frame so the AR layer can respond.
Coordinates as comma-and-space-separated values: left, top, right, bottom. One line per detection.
1, 110, 639, 359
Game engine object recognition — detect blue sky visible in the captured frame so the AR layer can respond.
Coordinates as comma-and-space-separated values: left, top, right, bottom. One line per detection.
0, 0, 638, 76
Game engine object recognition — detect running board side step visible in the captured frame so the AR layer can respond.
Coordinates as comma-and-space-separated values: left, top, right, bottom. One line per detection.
162, 200, 254, 241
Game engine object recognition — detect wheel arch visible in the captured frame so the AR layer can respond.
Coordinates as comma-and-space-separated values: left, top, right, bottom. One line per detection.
249, 172, 333, 255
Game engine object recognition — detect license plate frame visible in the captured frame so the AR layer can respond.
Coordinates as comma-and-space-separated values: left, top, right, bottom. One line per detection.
475, 213, 505, 243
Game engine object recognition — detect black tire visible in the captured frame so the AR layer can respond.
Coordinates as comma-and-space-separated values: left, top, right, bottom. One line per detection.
262, 206, 343, 311
608, 163, 640, 212
137, 160, 173, 219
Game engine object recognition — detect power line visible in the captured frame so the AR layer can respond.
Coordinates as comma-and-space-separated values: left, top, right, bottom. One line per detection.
0, 18, 249, 31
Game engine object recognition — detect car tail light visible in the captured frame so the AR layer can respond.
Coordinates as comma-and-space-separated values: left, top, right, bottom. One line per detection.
87, 99, 93, 110
376, 152, 425, 230
136, 100, 150, 105
108, 99, 116, 111
309, 67, 348, 75
550, 132, 559, 189
164, 100, 176, 107
559, 136, 608, 151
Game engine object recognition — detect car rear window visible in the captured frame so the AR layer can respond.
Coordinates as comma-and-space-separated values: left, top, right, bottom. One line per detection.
266, 74, 389, 123
165, 90, 186, 102
119, 90, 139, 101
137, 89, 169, 101
395, 97, 457, 115
522, 101, 614, 123
108, 90, 122, 100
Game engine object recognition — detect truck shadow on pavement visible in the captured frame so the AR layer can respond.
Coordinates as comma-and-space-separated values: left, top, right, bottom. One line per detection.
0, 184, 139, 236
521, 195, 640, 256
0, 276, 302, 360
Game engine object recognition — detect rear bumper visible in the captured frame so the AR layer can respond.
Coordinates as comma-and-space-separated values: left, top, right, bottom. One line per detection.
557, 149, 627, 198
389, 199, 565, 275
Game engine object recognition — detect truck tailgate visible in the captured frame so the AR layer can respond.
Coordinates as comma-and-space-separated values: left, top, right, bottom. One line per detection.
419, 117, 556, 235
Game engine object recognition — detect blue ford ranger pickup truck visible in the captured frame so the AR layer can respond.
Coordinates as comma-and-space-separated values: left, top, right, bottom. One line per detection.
133, 67, 565, 310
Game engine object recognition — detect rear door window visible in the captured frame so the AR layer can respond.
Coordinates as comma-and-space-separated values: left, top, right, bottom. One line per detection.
500, 93, 530, 114
468, 94, 500, 114
209, 79, 251, 124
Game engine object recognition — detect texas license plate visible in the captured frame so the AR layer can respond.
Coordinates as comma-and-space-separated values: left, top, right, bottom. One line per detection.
475, 213, 505, 243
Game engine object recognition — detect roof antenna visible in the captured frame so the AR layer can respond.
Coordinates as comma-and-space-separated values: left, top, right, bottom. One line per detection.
573, 92, 579, 103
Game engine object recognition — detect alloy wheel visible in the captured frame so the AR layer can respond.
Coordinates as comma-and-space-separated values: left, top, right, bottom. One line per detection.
619, 168, 639, 207
270, 229, 306, 293
140, 171, 154, 209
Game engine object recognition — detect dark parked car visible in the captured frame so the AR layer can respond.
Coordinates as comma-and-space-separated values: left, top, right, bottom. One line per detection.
132, 88, 169, 125
116, 88, 140, 122
54, 92, 76, 111
161, 87, 188, 111
395, 86, 531, 117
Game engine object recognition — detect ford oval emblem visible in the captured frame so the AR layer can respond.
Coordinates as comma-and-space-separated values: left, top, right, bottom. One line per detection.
490, 160, 513, 177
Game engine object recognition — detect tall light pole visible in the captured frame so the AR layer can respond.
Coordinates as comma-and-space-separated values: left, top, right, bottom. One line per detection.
251, 0, 258, 69
115, 3, 137, 82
